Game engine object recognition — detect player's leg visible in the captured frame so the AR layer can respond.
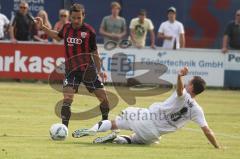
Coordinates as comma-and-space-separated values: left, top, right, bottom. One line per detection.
112, 133, 158, 144
94, 108, 161, 144
112, 135, 132, 144
95, 134, 138, 144
90, 119, 118, 131
93, 134, 132, 144
61, 86, 75, 127
61, 71, 80, 127
92, 113, 135, 144
72, 119, 118, 138
83, 68, 109, 120
72, 107, 133, 138
92, 125, 145, 144
93, 89, 110, 120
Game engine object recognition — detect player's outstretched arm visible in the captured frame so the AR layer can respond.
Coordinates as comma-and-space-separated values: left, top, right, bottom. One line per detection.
177, 66, 188, 96
201, 126, 220, 149
35, 17, 62, 41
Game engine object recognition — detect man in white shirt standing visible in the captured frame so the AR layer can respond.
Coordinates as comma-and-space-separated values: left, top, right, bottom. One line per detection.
72, 66, 221, 149
0, 13, 10, 40
129, 9, 155, 49
158, 7, 185, 49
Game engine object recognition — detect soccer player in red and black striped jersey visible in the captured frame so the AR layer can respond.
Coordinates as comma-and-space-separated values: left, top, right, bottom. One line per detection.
35, 3, 109, 127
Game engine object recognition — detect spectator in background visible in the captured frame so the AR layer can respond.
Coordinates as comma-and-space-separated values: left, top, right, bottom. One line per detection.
34, 10, 52, 42
9, 1, 36, 42
129, 9, 155, 49
99, 1, 127, 43
0, 12, 10, 40
158, 7, 185, 49
53, 9, 69, 43
222, 9, 240, 53
54, 9, 69, 32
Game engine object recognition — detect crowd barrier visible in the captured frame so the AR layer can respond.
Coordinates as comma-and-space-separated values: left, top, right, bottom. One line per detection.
0, 41, 239, 88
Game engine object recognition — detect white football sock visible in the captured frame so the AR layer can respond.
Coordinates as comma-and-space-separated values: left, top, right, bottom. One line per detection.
90, 120, 112, 132
113, 135, 132, 144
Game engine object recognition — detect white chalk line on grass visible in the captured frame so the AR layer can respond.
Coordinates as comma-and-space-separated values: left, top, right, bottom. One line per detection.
184, 127, 240, 140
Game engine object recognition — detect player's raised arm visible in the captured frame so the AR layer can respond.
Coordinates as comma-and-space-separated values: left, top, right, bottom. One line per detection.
201, 126, 221, 149
35, 17, 62, 41
177, 66, 188, 96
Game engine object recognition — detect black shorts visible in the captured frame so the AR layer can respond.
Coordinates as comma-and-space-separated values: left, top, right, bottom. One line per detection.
63, 67, 104, 93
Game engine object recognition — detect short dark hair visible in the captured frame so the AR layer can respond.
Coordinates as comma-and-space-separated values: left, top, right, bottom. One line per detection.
19, 0, 28, 6
138, 9, 147, 16
191, 76, 206, 95
70, 3, 85, 15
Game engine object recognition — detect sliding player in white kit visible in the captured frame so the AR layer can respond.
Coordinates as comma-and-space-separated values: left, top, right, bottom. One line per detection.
72, 66, 220, 148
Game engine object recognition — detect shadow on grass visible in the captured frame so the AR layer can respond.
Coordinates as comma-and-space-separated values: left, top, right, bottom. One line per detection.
60, 140, 205, 150
61, 140, 152, 148
0, 134, 212, 150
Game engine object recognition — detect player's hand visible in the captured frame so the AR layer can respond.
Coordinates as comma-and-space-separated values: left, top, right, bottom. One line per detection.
216, 143, 226, 150
178, 66, 189, 76
222, 47, 228, 54
98, 71, 107, 83
34, 17, 44, 29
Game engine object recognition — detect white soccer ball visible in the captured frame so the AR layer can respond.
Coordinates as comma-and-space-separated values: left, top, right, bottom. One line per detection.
49, 123, 68, 141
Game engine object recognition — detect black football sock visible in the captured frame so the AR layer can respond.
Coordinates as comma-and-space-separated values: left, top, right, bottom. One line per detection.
61, 99, 73, 127
100, 103, 109, 120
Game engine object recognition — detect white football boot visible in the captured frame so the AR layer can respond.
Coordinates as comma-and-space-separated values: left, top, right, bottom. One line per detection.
93, 131, 118, 144
72, 128, 97, 138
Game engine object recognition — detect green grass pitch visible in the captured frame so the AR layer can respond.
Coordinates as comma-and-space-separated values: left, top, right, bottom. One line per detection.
0, 82, 240, 159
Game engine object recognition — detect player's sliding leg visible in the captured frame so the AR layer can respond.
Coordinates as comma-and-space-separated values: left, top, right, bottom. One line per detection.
61, 87, 75, 127
90, 119, 117, 131
90, 114, 134, 144
93, 134, 132, 144
93, 89, 110, 120
72, 120, 116, 138
73, 107, 134, 138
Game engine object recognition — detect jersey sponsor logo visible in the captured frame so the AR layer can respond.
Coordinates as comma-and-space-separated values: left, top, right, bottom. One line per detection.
170, 107, 188, 122
67, 37, 83, 45
81, 32, 87, 38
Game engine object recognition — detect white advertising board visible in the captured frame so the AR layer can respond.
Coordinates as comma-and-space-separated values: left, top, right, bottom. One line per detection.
99, 46, 225, 87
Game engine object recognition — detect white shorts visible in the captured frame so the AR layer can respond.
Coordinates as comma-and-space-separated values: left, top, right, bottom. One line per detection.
115, 107, 160, 144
